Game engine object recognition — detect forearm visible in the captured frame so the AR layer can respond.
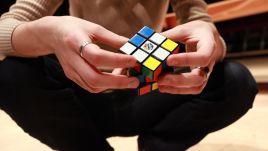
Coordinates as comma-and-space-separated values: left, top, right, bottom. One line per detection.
171, 0, 212, 24
0, 0, 63, 57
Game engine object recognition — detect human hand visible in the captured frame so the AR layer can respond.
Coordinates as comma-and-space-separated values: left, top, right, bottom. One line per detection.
157, 20, 225, 94
39, 16, 139, 93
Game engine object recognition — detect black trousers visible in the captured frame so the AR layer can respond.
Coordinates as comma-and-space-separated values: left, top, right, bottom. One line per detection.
0, 56, 258, 151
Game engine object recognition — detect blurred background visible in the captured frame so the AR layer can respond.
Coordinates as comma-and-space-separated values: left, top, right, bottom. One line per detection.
1, 0, 268, 150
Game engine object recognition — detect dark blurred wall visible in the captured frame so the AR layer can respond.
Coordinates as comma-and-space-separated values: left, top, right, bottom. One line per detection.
205, 0, 221, 4
0, 0, 15, 15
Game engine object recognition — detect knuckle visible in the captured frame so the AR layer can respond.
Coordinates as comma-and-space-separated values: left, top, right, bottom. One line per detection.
93, 25, 104, 33
63, 33, 77, 49
89, 51, 102, 66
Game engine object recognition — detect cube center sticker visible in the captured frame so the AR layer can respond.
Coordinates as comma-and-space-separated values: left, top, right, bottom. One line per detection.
141, 41, 157, 54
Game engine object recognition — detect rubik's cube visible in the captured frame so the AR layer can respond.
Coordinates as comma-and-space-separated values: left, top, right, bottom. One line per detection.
119, 26, 179, 95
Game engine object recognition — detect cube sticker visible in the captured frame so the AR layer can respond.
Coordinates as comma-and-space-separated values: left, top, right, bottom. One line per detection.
132, 49, 148, 63
141, 41, 157, 54
119, 26, 180, 95
152, 83, 158, 90
143, 56, 161, 71
138, 26, 154, 38
120, 42, 136, 55
129, 34, 146, 47
152, 47, 170, 61
150, 33, 166, 45
162, 39, 178, 52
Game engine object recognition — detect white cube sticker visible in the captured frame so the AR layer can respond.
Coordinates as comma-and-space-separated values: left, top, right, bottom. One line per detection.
120, 42, 136, 55
132, 49, 149, 63
150, 33, 166, 45
152, 47, 170, 61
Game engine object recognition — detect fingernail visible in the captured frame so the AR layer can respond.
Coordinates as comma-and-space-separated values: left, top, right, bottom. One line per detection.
128, 58, 137, 67
128, 79, 139, 88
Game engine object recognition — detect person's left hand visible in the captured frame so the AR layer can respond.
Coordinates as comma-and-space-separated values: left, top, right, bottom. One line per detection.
157, 20, 225, 94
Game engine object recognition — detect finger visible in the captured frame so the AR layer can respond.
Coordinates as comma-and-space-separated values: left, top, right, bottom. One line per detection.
161, 26, 189, 43
158, 68, 207, 87
72, 71, 105, 93
168, 35, 215, 67
90, 25, 129, 48
167, 36, 215, 67
82, 43, 137, 68
72, 54, 139, 89
158, 82, 206, 95
67, 32, 136, 69
162, 26, 215, 68
97, 72, 140, 89
68, 54, 106, 93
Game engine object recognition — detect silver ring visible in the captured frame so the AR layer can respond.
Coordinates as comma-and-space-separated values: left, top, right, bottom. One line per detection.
79, 41, 91, 57
197, 67, 210, 74
196, 67, 210, 79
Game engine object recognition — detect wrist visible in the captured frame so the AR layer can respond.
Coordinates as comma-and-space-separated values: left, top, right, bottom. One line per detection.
28, 16, 59, 52
12, 16, 58, 56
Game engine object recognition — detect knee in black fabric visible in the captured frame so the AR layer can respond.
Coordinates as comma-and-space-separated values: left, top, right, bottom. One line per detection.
201, 61, 258, 132
0, 57, 114, 151
223, 61, 258, 109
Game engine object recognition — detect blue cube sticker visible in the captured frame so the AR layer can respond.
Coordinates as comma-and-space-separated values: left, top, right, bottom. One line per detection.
129, 34, 146, 47
138, 26, 154, 38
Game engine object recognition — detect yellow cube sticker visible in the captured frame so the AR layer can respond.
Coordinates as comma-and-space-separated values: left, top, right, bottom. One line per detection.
161, 39, 178, 52
152, 83, 158, 90
143, 57, 161, 71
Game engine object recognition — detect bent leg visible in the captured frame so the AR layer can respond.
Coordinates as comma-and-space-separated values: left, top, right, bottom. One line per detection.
113, 61, 258, 151
0, 57, 113, 151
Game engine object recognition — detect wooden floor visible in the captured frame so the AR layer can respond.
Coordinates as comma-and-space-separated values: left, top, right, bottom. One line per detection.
0, 93, 268, 151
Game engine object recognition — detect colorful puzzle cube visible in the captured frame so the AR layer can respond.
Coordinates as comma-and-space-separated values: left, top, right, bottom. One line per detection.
119, 26, 180, 95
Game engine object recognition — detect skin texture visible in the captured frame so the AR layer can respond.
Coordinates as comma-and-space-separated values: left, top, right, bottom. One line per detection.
11, 16, 224, 94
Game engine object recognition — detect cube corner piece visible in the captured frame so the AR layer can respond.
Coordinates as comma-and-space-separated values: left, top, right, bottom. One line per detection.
137, 82, 159, 96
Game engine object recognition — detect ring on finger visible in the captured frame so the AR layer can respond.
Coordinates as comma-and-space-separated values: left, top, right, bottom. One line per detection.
196, 67, 210, 79
79, 40, 92, 57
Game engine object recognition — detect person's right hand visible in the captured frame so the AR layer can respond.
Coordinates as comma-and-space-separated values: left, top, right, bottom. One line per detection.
12, 16, 139, 93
